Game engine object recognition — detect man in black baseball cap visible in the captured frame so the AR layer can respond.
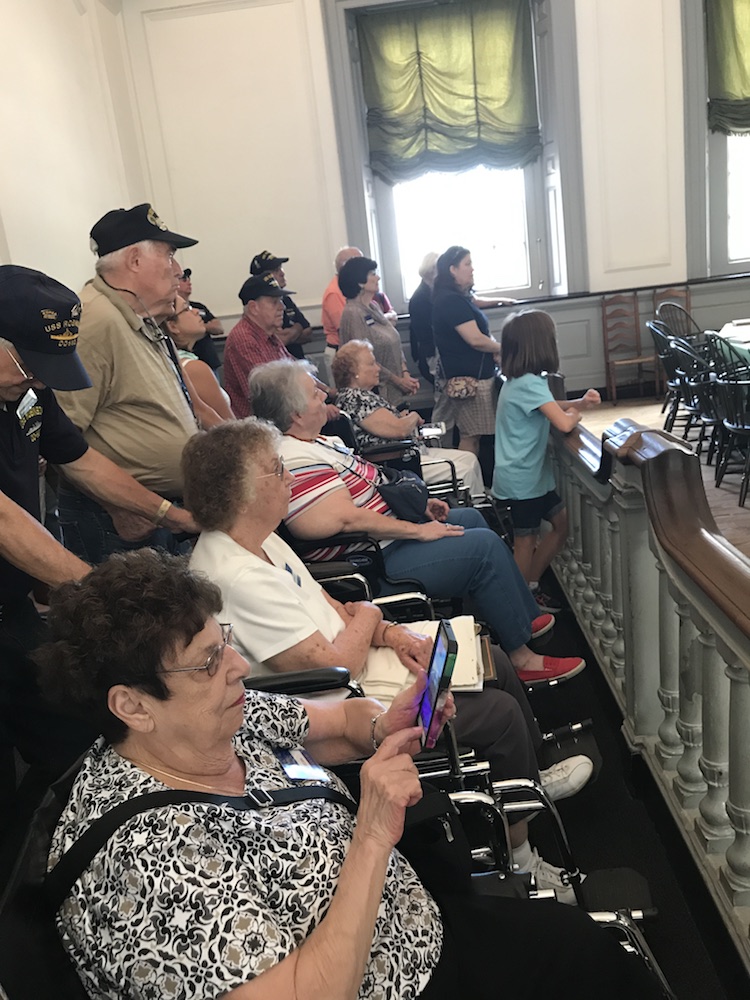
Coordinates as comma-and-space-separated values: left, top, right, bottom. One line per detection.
54, 203, 212, 566
224, 274, 291, 418
0, 263, 200, 827
249, 250, 289, 275
238, 272, 286, 305
89, 203, 198, 257
249, 249, 312, 360
0, 266, 91, 395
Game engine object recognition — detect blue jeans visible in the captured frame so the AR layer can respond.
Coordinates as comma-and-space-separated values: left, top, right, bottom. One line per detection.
58, 485, 191, 565
381, 507, 538, 652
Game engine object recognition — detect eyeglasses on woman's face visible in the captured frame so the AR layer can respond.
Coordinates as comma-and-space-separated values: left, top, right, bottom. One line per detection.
256, 457, 286, 481
159, 623, 234, 678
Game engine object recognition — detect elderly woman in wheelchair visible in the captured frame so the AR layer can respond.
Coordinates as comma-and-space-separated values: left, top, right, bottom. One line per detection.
331, 339, 485, 496
36, 549, 662, 1000
185, 418, 595, 903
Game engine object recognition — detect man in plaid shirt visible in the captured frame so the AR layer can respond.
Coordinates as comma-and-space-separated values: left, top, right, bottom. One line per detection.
223, 273, 292, 419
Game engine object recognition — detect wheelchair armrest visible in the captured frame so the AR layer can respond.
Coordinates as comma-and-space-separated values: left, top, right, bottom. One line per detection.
290, 532, 374, 556
361, 440, 418, 459
374, 591, 433, 621
307, 561, 367, 581
244, 666, 352, 695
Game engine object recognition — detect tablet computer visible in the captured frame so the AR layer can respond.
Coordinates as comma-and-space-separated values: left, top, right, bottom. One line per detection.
417, 619, 458, 748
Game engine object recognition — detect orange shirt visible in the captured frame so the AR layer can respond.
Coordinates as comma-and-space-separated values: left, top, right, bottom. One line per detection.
321, 275, 345, 346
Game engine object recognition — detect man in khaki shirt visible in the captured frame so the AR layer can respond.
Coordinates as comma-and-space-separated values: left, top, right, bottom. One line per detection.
55, 203, 211, 562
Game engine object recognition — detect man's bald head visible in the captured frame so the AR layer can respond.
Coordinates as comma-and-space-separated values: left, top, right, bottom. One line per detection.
334, 246, 363, 273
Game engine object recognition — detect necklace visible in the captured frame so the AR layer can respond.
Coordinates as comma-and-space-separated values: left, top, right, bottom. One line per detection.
122, 756, 246, 796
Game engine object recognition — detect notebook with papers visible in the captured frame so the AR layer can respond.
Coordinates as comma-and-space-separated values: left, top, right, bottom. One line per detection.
359, 615, 484, 708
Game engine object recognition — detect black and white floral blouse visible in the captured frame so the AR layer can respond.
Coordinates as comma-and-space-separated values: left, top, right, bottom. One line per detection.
337, 386, 415, 452
49, 690, 442, 999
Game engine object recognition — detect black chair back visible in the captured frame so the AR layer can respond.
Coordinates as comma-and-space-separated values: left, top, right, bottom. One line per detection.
704, 332, 750, 380
656, 301, 703, 341
669, 338, 718, 423
715, 376, 750, 431
647, 321, 680, 384
0, 759, 89, 1000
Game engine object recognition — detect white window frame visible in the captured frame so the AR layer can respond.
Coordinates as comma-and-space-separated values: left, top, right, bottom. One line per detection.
681, 0, 750, 279
377, 160, 546, 307
320, 0, 587, 310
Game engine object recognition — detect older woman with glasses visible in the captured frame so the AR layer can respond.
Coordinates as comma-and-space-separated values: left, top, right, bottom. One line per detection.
160, 294, 234, 422
184, 416, 599, 899
35, 547, 659, 1000
37, 547, 449, 999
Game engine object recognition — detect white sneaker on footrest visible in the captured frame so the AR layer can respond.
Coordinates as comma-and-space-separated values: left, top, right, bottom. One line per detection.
524, 848, 585, 905
539, 754, 593, 801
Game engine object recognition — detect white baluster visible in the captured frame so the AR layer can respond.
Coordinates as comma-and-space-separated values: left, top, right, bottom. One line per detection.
719, 658, 750, 907
693, 623, 732, 852
654, 566, 680, 770
673, 607, 706, 807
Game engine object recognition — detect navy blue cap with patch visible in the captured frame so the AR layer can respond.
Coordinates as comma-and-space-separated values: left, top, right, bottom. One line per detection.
0, 265, 91, 391
90, 203, 198, 257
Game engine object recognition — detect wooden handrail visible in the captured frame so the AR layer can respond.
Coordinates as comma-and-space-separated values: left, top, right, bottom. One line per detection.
584, 419, 750, 641
556, 422, 604, 478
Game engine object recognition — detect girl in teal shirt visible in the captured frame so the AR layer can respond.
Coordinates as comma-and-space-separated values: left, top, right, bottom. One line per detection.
493, 310, 600, 604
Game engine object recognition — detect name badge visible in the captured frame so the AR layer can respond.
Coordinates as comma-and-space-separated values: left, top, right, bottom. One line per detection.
16, 389, 38, 423
275, 748, 331, 783
365, 315, 375, 327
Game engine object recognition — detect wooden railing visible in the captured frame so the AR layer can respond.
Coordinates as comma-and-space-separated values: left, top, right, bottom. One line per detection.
551, 419, 750, 971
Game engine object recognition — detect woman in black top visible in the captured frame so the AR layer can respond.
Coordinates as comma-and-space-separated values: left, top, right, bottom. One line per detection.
432, 246, 502, 455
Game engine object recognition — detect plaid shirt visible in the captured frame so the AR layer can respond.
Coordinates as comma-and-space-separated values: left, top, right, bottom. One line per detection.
224, 315, 293, 418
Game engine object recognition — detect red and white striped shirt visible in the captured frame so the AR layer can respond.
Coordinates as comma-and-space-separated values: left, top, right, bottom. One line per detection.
279, 435, 392, 560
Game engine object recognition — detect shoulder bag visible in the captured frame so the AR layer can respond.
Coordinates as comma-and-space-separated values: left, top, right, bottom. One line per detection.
444, 353, 491, 399
316, 437, 429, 523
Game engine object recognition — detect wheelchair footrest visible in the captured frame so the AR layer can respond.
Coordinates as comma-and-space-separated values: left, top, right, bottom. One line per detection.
578, 867, 654, 914
470, 870, 535, 900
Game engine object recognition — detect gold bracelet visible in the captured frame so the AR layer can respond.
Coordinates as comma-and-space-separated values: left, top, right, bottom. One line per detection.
370, 710, 387, 751
153, 498, 173, 525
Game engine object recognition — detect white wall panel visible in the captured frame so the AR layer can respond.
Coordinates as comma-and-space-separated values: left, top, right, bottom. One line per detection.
575, 0, 687, 292
123, 0, 348, 320
0, 0, 135, 289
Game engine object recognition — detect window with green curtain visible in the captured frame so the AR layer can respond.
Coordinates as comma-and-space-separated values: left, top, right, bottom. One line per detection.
356, 0, 541, 184
707, 0, 750, 133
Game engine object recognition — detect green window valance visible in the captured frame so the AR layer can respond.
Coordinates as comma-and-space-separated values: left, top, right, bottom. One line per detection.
356, 0, 541, 184
707, 0, 750, 134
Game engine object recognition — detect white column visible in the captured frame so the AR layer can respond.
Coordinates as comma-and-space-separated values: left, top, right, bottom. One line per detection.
693, 623, 732, 852
719, 658, 750, 907
613, 485, 662, 737
654, 566, 681, 770
578, 493, 597, 626
673, 604, 706, 807
597, 499, 618, 673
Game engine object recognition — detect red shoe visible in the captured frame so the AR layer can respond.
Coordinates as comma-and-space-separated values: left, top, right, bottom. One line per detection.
516, 656, 586, 686
530, 613, 555, 639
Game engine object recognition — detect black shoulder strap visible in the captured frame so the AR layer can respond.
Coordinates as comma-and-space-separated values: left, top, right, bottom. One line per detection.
44, 785, 356, 914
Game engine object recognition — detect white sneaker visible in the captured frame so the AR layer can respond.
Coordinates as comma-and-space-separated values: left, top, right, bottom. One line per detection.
524, 847, 584, 905
539, 754, 593, 802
